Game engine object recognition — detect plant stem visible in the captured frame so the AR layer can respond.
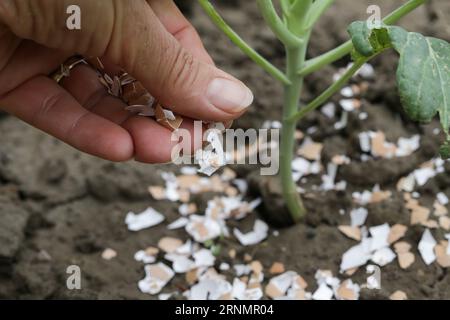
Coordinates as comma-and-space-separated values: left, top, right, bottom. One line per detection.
257, 0, 311, 222
383, 0, 427, 25
279, 42, 309, 222
256, 0, 303, 48
289, 0, 313, 33
304, 0, 336, 30
298, 0, 427, 76
289, 58, 367, 122
198, 0, 290, 85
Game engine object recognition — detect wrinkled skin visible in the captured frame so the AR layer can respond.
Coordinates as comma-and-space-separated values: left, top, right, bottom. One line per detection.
0, 0, 251, 163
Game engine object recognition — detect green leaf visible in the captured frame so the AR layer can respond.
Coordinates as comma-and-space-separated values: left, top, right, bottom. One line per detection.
348, 21, 394, 57
348, 21, 450, 155
439, 140, 450, 159
391, 32, 450, 134
348, 21, 375, 57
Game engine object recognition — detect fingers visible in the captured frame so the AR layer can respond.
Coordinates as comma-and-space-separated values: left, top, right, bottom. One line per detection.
109, 1, 253, 123
147, 0, 213, 65
0, 76, 134, 162
61, 64, 203, 164
60, 64, 132, 125
0, 0, 114, 56
0, 41, 68, 97
0, 0, 253, 123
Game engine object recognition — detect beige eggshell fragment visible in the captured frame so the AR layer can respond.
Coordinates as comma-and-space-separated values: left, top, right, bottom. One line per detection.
158, 237, 183, 253
390, 290, 408, 300
269, 262, 285, 275
338, 225, 361, 241
388, 224, 408, 244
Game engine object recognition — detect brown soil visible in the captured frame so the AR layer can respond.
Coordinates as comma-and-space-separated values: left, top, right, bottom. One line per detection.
0, 0, 449, 299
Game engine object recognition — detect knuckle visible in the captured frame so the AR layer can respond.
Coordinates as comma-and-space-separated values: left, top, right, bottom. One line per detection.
65, 110, 89, 142
107, 0, 147, 68
31, 89, 66, 126
166, 46, 199, 92
0, 0, 16, 22
0, 0, 112, 55
0, 0, 56, 41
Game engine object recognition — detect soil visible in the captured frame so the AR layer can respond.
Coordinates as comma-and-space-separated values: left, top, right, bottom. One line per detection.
0, 0, 449, 299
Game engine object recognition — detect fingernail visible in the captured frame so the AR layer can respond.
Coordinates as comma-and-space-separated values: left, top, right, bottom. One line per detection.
206, 78, 253, 113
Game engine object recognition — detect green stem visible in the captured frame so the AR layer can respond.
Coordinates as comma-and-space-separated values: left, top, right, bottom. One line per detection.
256, 0, 303, 48
198, 0, 290, 85
298, 0, 427, 76
289, 58, 368, 122
279, 41, 310, 222
304, 0, 335, 30
289, 0, 313, 34
280, 0, 291, 18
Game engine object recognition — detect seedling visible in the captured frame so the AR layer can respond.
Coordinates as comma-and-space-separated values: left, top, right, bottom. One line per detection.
199, 0, 450, 222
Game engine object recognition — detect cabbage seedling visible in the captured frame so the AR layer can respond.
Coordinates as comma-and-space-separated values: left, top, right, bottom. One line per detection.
199, 0, 449, 222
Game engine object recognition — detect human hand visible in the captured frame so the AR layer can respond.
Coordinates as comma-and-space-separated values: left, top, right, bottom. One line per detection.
0, 0, 253, 163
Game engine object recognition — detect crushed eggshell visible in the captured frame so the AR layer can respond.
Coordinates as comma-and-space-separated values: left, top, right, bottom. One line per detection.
397, 175, 415, 192
138, 263, 175, 295
187, 278, 232, 300
167, 217, 189, 230
234, 220, 269, 246
350, 207, 368, 227
185, 215, 222, 243
435, 241, 450, 268
154, 104, 183, 131
269, 262, 285, 275
339, 99, 361, 112
265, 271, 299, 299
439, 216, 450, 230
179, 203, 197, 216
165, 254, 195, 273
418, 229, 437, 265
101, 248, 117, 260
336, 280, 360, 300
394, 241, 411, 254
390, 290, 408, 300
321, 102, 336, 118
148, 186, 166, 200
193, 249, 216, 268
371, 247, 396, 267
196, 129, 227, 176
312, 283, 334, 300
397, 252, 415, 269
338, 226, 361, 241
369, 223, 390, 251
371, 131, 397, 158
437, 192, 449, 205
134, 247, 159, 264
409, 203, 430, 226
297, 138, 323, 161
125, 207, 165, 231
340, 240, 372, 272
158, 237, 183, 254
388, 224, 408, 244
433, 201, 448, 217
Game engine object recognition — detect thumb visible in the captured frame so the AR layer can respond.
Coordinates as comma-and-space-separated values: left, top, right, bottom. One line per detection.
0, 0, 253, 122
108, 2, 253, 122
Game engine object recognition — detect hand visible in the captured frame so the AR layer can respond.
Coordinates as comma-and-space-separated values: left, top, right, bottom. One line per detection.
0, 0, 253, 163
